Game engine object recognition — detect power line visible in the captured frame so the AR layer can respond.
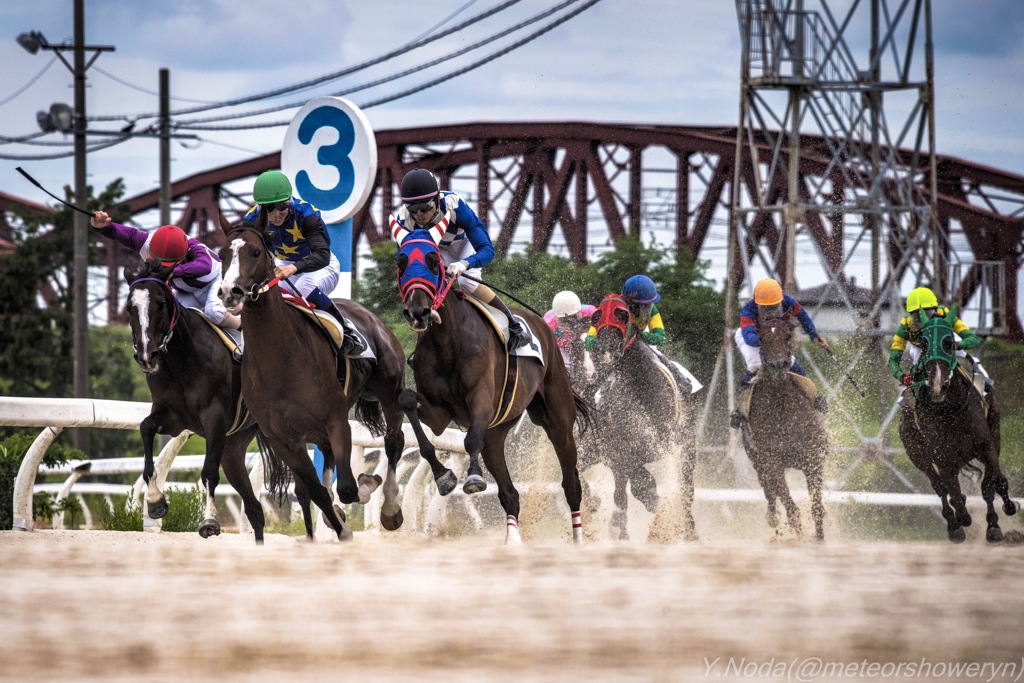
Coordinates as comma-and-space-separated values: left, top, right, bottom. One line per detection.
86, 0, 524, 124
92, 65, 221, 104
0, 56, 58, 108
0, 134, 132, 161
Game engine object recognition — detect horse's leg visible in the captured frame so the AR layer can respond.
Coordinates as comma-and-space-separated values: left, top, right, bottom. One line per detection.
139, 412, 169, 519
398, 390, 457, 495
378, 403, 406, 531
629, 462, 659, 515
284, 441, 352, 542
678, 429, 698, 541
219, 434, 266, 544
326, 417, 360, 505
197, 426, 226, 540
316, 442, 352, 530
805, 461, 826, 542
981, 395, 1018, 518
292, 476, 314, 540
609, 465, 631, 541
751, 463, 779, 530
905, 443, 965, 543
775, 472, 804, 538
528, 394, 584, 544
480, 424, 521, 544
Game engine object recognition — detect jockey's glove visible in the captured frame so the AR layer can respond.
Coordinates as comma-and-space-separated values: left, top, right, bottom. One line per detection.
446, 260, 469, 277
901, 374, 913, 387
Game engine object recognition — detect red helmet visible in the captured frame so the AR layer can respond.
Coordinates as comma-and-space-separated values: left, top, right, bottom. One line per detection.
149, 225, 188, 266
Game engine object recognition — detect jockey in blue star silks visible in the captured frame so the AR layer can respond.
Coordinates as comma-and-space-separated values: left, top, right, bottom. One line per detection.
734, 277, 830, 389
389, 168, 528, 349
243, 170, 365, 356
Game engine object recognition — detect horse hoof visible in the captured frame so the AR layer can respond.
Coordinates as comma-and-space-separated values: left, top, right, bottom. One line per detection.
1004, 500, 1019, 516
463, 474, 487, 495
357, 473, 383, 504
435, 469, 458, 496
338, 485, 359, 505
986, 526, 1004, 543
381, 509, 404, 531
948, 527, 967, 544
198, 519, 221, 539
957, 511, 973, 528
147, 498, 169, 520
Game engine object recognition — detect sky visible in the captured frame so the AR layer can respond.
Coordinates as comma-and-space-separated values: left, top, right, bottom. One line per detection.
1, 0, 1023, 316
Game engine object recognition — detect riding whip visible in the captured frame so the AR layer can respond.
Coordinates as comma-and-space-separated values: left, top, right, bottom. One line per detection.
15, 167, 96, 219
457, 273, 543, 317
824, 346, 866, 397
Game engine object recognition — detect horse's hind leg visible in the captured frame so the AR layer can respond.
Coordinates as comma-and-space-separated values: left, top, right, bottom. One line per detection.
611, 467, 630, 541
197, 426, 228, 540
285, 442, 352, 542
805, 463, 826, 542
980, 462, 1014, 543
777, 480, 804, 538
528, 396, 584, 544
398, 390, 457, 495
293, 476, 314, 540
752, 464, 780, 530
378, 405, 406, 531
480, 425, 521, 544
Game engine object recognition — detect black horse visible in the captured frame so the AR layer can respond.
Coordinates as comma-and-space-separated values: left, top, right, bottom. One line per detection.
394, 227, 590, 543
898, 308, 1018, 542
583, 294, 697, 541
739, 316, 828, 540
124, 260, 288, 544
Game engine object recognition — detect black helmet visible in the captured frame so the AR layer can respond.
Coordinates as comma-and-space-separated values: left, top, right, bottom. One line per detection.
401, 169, 439, 203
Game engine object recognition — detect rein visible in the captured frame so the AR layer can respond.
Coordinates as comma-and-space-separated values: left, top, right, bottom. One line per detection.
129, 277, 180, 355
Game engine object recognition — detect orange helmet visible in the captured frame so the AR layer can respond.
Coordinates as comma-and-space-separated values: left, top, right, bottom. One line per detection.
149, 225, 188, 266
753, 278, 783, 306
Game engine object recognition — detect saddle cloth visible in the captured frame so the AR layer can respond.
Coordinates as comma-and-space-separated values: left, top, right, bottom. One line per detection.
737, 371, 817, 419
283, 299, 376, 361
462, 296, 544, 364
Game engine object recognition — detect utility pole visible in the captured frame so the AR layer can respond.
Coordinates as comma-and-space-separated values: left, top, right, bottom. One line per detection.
159, 68, 171, 226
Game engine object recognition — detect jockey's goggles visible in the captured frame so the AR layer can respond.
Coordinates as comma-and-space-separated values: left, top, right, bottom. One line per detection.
406, 199, 437, 215
262, 201, 291, 213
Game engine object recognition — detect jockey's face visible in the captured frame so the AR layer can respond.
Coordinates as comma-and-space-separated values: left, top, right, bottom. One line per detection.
758, 303, 782, 319
629, 303, 652, 327
407, 198, 439, 226
265, 202, 291, 228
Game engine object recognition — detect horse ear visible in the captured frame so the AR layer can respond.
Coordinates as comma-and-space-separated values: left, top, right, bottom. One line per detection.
918, 309, 927, 326
396, 253, 409, 275
947, 304, 959, 321
218, 211, 233, 236
123, 263, 139, 284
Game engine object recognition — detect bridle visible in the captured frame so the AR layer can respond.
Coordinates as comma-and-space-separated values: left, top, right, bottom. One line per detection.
129, 276, 179, 357
397, 237, 457, 311
226, 225, 282, 302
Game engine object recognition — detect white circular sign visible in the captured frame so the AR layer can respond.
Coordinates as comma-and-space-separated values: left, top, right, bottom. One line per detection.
281, 97, 377, 224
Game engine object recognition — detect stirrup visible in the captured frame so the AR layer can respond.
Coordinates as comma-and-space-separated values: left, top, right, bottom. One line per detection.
340, 326, 367, 356
507, 322, 529, 349
231, 347, 243, 363
729, 408, 745, 429
813, 394, 828, 414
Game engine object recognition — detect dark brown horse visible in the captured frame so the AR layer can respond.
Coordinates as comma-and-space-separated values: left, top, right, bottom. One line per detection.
583, 294, 697, 540
394, 227, 590, 543
740, 317, 827, 540
218, 219, 416, 540
124, 260, 288, 544
898, 309, 1017, 542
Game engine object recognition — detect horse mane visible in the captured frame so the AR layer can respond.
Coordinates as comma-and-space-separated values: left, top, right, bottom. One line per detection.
125, 258, 174, 284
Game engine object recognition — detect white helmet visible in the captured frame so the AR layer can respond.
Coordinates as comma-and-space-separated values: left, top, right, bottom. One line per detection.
552, 290, 582, 318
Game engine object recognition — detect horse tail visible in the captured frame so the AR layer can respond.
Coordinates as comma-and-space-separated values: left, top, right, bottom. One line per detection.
256, 429, 291, 507
573, 389, 594, 437
960, 460, 983, 479
355, 397, 387, 439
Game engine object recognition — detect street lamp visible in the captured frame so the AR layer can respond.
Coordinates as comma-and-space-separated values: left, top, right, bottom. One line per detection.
20, 1, 114, 453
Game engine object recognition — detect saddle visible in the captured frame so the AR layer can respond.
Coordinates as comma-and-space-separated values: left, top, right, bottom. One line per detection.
192, 309, 243, 363
282, 298, 375, 361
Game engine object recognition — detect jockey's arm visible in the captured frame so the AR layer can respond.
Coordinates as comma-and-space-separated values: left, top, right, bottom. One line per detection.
584, 326, 597, 351
887, 322, 911, 379
172, 239, 215, 280
951, 317, 980, 350
640, 305, 666, 345
293, 213, 331, 274
452, 196, 494, 270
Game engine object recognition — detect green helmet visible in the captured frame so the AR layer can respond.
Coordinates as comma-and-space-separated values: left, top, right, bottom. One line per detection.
906, 287, 938, 312
253, 170, 292, 204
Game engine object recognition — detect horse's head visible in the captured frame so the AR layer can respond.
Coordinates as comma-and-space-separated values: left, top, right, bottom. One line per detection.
123, 260, 178, 374
589, 295, 635, 373
910, 307, 958, 402
758, 317, 794, 381
394, 228, 446, 332
218, 221, 275, 314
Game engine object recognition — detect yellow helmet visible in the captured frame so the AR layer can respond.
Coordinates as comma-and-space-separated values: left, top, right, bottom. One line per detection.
753, 278, 783, 306
906, 287, 938, 312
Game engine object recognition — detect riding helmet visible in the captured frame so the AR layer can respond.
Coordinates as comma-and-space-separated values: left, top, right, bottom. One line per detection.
622, 275, 660, 304
149, 226, 188, 266
906, 287, 938, 312
552, 291, 582, 318
253, 170, 292, 205
401, 169, 440, 203
753, 278, 783, 306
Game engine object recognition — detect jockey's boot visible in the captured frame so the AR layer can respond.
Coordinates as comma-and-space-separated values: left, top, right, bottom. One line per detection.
813, 393, 828, 414
507, 316, 530, 349
325, 302, 367, 356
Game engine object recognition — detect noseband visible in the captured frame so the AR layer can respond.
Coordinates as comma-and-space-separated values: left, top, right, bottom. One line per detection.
397, 238, 456, 311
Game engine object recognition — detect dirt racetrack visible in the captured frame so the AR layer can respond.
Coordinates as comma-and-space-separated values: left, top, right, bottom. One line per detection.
2, 527, 1023, 683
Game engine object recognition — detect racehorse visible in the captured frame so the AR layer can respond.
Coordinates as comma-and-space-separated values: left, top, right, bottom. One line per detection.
393, 226, 590, 544
898, 308, 1018, 543
583, 294, 697, 541
740, 316, 827, 540
124, 260, 289, 544
218, 217, 422, 540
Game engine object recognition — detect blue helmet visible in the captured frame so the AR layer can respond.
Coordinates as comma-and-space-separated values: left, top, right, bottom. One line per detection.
622, 274, 660, 304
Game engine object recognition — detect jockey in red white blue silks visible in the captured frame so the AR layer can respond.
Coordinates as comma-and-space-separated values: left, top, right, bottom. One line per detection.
90, 211, 239, 331
242, 170, 365, 356
735, 277, 829, 389
389, 168, 528, 349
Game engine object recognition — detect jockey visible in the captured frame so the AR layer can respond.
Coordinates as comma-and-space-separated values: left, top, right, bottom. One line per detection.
544, 290, 596, 375
735, 277, 829, 389
90, 211, 240, 331
390, 168, 528, 349
243, 170, 366, 357
887, 286, 990, 390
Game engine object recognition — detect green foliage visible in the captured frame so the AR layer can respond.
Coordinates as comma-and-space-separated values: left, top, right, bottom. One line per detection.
98, 492, 143, 531
162, 483, 206, 532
